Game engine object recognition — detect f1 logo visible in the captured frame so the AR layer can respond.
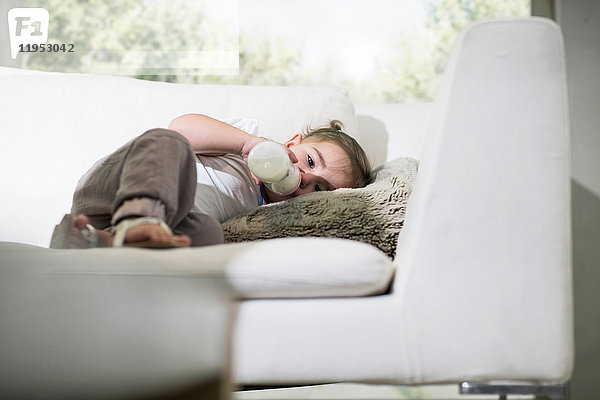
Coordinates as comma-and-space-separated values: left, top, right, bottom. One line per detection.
7, 8, 49, 59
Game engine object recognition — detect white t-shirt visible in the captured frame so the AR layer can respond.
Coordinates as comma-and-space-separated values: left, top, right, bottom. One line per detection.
192, 117, 262, 223
193, 153, 261, 223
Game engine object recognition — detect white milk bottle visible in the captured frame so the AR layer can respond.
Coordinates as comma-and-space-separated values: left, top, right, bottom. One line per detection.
247, 141, 301, 195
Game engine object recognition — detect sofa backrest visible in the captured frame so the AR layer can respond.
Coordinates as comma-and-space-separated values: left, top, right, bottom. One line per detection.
0, 67, 359, 246
356, 103, 433, 166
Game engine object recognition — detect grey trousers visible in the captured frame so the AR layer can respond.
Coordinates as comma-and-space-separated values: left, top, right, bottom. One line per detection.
71, 128, 224, 247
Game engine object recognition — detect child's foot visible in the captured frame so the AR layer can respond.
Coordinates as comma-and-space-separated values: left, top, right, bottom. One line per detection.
113, 216, 191, 248
50, 214, 191, 249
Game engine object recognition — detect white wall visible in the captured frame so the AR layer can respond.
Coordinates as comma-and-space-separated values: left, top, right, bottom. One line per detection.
556, 1, 600, 398
559, 0, 600, 195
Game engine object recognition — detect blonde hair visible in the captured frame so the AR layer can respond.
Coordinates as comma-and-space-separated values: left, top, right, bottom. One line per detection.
303, 120, 371, 188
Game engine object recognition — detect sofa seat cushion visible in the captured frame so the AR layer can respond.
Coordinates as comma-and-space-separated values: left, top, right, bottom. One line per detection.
225, 237, 395, 299
0, 237, 394, 299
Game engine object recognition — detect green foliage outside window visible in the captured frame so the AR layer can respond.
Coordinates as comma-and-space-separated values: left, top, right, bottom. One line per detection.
21, 0, 529, 103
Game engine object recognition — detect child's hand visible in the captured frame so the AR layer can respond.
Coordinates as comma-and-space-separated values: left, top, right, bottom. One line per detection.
241, 136, 298, 164
241, 137, 298, 184
283, 143, 298, 163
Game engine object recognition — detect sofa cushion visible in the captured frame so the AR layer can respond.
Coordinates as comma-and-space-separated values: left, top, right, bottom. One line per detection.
222, 157, 418, 259
0, 238, 394, 299
225, 237, 394, 298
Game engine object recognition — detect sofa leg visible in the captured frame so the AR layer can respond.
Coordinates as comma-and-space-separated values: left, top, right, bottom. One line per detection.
459, 382, 568, 400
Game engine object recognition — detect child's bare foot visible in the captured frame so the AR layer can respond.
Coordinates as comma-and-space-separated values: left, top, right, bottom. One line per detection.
50, 214, 191, 249
117, 218, 191, 248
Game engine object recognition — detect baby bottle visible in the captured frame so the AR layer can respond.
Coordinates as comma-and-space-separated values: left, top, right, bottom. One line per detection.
247, 141, 301, 196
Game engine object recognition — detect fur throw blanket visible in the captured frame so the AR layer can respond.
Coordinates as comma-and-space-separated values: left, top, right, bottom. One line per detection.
222, 157, 418, 259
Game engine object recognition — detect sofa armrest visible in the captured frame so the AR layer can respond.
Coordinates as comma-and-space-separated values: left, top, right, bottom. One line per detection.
0, 243, 233, 398
394, 18, 573, 382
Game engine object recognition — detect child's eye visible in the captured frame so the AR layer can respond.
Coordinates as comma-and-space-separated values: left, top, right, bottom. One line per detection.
314, 184, 321, 192
307, 155, 315, 168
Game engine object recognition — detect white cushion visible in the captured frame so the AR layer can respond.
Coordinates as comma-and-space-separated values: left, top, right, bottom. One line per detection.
0, 237, 394, 299
226, 237, 395, 298
356, 103, 433, 164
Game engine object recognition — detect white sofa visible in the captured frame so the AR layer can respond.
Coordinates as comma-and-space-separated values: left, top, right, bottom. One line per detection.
0, 18, 572, 399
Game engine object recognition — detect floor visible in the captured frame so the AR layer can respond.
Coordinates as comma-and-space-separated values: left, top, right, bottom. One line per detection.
233, 383, 535, 399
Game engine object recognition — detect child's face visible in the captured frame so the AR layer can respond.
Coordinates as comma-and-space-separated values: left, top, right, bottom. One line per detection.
265, 135, 354, 202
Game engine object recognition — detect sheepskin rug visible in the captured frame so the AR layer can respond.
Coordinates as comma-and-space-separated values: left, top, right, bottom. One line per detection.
222, 157, 418, 259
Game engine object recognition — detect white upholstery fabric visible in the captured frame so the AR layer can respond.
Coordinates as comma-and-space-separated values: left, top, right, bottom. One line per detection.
0, 239, 394, 299
0, 68, 358, 247
357, 103, 433, 165
394, 17, 573, 381
0, 243, 232, 398
226, 237, 394, 298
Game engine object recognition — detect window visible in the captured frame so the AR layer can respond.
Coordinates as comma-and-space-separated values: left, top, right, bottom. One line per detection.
5, 0, 530, 103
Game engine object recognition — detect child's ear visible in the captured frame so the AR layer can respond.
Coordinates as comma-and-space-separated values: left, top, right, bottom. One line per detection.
284, 133, 302, 147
